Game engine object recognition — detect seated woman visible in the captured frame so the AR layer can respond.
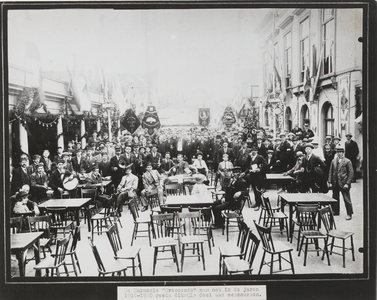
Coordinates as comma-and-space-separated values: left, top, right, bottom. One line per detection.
13, 190, 40, 216
191, 174, 210, 195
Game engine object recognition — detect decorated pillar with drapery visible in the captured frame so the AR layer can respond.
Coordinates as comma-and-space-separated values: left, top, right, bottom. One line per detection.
80, 119, 86, 149
19, 120, 29, 155
56, 115, 64, 149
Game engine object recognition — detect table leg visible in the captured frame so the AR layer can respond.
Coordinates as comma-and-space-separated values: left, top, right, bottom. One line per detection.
15, 251, 26, 277
34, 239, 41, 277
75, 210, 81, 240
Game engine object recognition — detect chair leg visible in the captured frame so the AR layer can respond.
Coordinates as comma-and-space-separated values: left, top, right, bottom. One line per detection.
303, 238, 308, 266
350, 236, 355, 261
71, 255, 78, 276
75, 252, 81, 273
152, 247, 158, 275
171, 245, 180, 273
289, 251, 295, 274
342, 239, 346, 268
180, 244, 185, 272
270, 253, 274, 274
137, 253, 143, 276
258, 251, 266, 274
219, 255, 223, 275
201, 243, 205, 270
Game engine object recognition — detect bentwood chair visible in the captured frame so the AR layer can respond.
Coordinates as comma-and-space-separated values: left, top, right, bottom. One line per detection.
319, 206, 355, 268
88, 237, 127, 277
128, 199, 152, 246
223, 231, 260, 275
34, 234, 71, 277
218, 220, 250, 275
150, 213, 180, 275
106, 223, 143, 276
291, 204, 319, 250
177, 211, 206, 272
254, 221, 295, 275
10, 216, 23, 234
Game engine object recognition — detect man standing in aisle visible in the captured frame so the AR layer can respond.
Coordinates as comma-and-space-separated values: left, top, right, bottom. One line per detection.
328, 145, 354, 220
344, 133, 359, 182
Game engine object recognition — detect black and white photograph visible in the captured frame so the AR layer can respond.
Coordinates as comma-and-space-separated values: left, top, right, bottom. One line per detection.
1, 1, 375, 299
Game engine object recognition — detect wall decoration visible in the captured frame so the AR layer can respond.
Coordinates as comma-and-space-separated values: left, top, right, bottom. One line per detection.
198, 108, 210, 127
142, 106, 161, 130
121, 109, 141, 134
338, 74, 350, 135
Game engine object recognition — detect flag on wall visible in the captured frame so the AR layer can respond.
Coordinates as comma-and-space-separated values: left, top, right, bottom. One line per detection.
303, 66, 311, 101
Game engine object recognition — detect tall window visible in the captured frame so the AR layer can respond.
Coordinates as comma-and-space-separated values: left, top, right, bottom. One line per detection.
284, 32, 292, 87
300, 18, 310, 82
322, 9, 335, 75
324, 104, 334, 138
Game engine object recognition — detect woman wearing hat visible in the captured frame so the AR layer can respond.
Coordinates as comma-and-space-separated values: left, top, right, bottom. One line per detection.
345, 133, 359, 180
13, 189, 40, 216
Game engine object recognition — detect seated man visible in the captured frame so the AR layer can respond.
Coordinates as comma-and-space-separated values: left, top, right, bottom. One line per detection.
172, 153, 191, 175
283, 151, 305, 193
30, 162, 52, 202
140, 163, 164, 212
116, 164, 138, 215
212, 167, 248, 229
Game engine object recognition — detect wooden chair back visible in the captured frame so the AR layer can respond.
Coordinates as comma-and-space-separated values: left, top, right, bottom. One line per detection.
106, 223, 122, 256
188, 207, 213, 228
10, 216, 23, 234
178, 211, 201, 237
53, 234, 71, 267
297, 205, 319, 230
244, 231, 260, 269
165, 183, 183, 196
160, 205, 182, 214
254, 221, 276, 252
28, 215, 51, 238
319, 205, 336, 232
128, 199, 139, 221
150, 213, 175, 239
81, 188, 97, 201
237, 220, 250, 252
88, 237, 106, 273
69, 225, 81, 253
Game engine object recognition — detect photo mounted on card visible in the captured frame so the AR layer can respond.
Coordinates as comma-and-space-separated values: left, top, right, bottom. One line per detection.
1, 1, 373, 300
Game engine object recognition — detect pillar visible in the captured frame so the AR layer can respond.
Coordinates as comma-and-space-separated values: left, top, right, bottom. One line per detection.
19, 121, 29, 155
81, 119, 87, 149
96, 119, 101, 134
56, 116, 64, 149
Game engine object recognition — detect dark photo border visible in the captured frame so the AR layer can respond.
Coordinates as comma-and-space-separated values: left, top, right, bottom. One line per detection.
1, 1, 375, 299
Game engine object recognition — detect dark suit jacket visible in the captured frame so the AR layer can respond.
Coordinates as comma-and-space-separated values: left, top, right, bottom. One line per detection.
120, 153, 137, 174
110, 155, 125, 186
246, 154, 267, 187
218, 147, 234, 162
11, 167, 32, 195
146, 152, 163, 169
49, 169, 72, 197
345, 140, 359, 162
234, 148, 250, 172
328, 157, 354, 188
71, 156, 83, 173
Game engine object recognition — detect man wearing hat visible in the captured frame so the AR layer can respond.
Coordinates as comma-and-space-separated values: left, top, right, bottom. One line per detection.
191, 151, 209, 178
283, 151, 305, 192
27, 154, 42, 174
211, 135, 223, 173
212, 166, 249, 228
140, 163, 164, 211
61, 152, 73, 173
11, 157, 32, 195
275, 134, 292, 173
49, 158, 75, 198
88, 131, 99, 148
110, 145, 125, 188
13, 189, 40, 216
302, 123, 314, 139
71, 149, 83, 174
255, 136, 268, 160
122, 144, 137, 174
30, 163, 50, 202
159, 151, 176, 176
116, 163, 138, 215
301, 143, 327, 193
244, 146, 267, 211
218, 141, 233, 163
344, 133, 359, 180
80, 146, 97, 174
234, 141, 251, 172
328, 145, 354, 219
266, 149, 280, 174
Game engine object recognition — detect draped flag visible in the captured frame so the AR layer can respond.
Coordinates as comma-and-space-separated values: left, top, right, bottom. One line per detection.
303, 66, 311, 101
198, 108, 210, 127
121, 109, 140, 134
66, 57, 91, 111
142, 106, 161, 130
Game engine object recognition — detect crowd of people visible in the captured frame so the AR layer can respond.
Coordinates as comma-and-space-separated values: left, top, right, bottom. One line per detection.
10, 123, 359, 223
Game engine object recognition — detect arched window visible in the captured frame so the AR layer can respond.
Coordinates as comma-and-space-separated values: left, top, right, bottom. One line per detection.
300, 105, 309, 127
322, 102, 334, 141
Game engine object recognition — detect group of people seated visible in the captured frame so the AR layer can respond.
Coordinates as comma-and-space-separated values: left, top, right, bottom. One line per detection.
10, 123, 354, 224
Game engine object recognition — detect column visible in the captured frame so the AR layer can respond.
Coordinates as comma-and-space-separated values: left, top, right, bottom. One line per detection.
96, 119, 101, 134
19, 121, 29, 154
56, 116, 64, 149
81, 119, 87, 149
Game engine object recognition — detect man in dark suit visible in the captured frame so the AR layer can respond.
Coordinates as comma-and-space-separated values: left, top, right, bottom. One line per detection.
218, 141, 233, 163
110, 146, 125, 189
71, 149, 83, 173
234, 141, 250, 172
328, 145, 354, 219
121, 144, 137, 174
344, 133, 359, 181
302, 143, 327, 193
27, 154, 42, 175
275, 133, 292, 172
146, 145, 163, 170
244, 146, 267, 211
49, 159, 75, 198
11, 157, 32, 195
40, 149, 52, 175
212, 167, 249, 228
302, 123, 315, 139
30, 163, 51, 202
255, 136, 268, 159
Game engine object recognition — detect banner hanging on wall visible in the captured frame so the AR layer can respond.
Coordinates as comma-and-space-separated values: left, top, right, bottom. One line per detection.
121, 109, 141, 134
142, 106, 161, 130
198, 108, 210, 127
222, 107, 236, 128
